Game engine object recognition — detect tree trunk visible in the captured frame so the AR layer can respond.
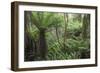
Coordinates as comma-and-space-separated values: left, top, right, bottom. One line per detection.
24, 11, 37, 61
87, 14, 90, 38
63, 13, 68, 49
39, 29, 47, 60
82, 14, 90, 40
55, 25, 63, 48
24, 11, 30, 61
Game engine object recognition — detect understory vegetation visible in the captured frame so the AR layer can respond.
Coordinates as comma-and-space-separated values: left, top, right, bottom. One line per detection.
24, 11, 90, 61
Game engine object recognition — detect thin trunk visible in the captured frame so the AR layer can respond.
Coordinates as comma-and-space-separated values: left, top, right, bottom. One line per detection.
82, 15, 89, 40
55, 26, 63, 48
63, 13, 68, 49
87, 14, 90, 38
24, 11, 30, 61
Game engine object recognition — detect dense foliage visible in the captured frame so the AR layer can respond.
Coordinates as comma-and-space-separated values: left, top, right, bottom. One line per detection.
24, 11, 90, 61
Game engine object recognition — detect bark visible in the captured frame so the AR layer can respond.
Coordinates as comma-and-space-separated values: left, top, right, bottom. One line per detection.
39, 29, 47, 60
82, 15, 86, 39
82, 14, 90, 40
24, 11, 37, 61
24, 11, 34, 61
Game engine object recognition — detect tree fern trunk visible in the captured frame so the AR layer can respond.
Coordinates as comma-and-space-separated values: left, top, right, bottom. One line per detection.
39, 29, 47, 60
